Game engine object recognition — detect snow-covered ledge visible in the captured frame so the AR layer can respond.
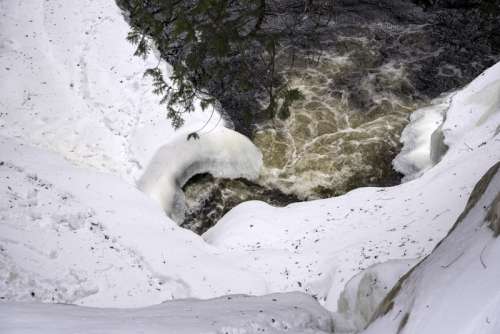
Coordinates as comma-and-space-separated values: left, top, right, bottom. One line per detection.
138, 127, 263, 222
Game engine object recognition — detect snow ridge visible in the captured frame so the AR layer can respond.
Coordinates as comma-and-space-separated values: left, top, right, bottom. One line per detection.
363, 162, 500, 334
138, 127, 262, 222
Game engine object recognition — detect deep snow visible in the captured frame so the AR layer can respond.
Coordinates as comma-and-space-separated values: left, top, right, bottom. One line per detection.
0, 0, 220, 182
332, 259, 418, 333
1, 0, 500, 332
362, 162, 500, 334
0, 293, 333, 334
138, 127, 262, 222
203, 60, 500, 310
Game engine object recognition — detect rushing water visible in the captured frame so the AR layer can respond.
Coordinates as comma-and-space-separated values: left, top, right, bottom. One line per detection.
175, 3, 500, 234
181, 22, 431, 233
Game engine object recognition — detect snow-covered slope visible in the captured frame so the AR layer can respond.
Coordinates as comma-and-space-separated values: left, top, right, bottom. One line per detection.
0, 293, 333, 334
362, 162, 500, 334
1, 0, 500, 331
0, 0, 269, 308
0, 136, 268, 307
0, 0, 219, 181
392, 94, 451, 181
138, 127, 262, 222
332, 259, 418, 333
204, 62, 500, 311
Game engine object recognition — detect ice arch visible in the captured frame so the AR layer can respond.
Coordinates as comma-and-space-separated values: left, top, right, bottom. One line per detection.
138, 127, 263, 222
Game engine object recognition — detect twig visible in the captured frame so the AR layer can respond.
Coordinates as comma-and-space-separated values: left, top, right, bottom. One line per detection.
432, 209, 450, 221
193, 106, 215, 134
204, 112, 223, 135
441, 251, 465, 269
480, 243, 489, 269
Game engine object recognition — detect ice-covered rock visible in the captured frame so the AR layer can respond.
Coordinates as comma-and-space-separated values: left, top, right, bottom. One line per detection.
393, 94, 451, 181
138, 127, 262, 222
362, 162, 500, 334
333, 259, 418, 333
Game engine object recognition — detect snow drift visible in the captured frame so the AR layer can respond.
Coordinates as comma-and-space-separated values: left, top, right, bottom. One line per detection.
332, 259, 418, 333
392, 94, 451, 181
0, 136, 269, 307
362, 162, 500, 334
0, 293, 333, 334
203, 61, 500, 311
0, 0, 219, 182
138, 128, 262, 222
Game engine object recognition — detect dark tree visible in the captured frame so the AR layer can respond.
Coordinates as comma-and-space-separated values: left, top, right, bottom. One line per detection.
117, 0, 332, 134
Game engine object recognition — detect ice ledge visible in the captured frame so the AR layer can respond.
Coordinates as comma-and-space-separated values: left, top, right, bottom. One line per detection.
138, 127, 263, 222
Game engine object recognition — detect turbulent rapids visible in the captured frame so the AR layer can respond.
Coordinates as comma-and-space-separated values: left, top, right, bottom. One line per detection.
126, 0, 500, 233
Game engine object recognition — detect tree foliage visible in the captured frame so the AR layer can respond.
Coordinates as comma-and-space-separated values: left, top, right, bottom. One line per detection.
119, 0, 329, 131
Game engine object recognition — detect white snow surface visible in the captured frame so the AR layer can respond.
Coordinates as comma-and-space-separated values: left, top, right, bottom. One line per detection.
0, 136, 268, 307
392, 94, 451, 180
0, 0, 221, 182
203, 61, 500, 311
138, 127, 262, 222
0, 293, 333, 334
362, 163, 500, 334
332, 259, 418, 333
1, 0, 500, 331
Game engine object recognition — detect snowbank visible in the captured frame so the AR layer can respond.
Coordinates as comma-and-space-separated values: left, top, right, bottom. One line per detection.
1, 0, 500, 330
0, 0, 219, 182
0, 293, 333, 334
0, 136, 268, 307
332, 259, 418, 333
204, 61, 500, 311
362, 162, 500, 334
392, 94, 451, 180
1, 0, 266, 308
138, 127, 262, 222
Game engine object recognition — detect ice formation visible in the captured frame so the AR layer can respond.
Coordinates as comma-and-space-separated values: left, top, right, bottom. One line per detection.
333, 259, 418, 333
392, 94, 451, 181
137, 127, 263, 222
0, 293, 333, 334
362, 162, 500, 334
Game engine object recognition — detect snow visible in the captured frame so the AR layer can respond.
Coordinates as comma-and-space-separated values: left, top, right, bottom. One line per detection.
362, 162, 500, 334
203, 61, 500, 311
0, 0, 263, 225
392, 94, 451, 180
0, 293, 334, 334
138, 127, 262, 222
0, 0, 220, 182
1, 0, 500, 331
1, 0, 269, 309
332, 259, 418, 333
